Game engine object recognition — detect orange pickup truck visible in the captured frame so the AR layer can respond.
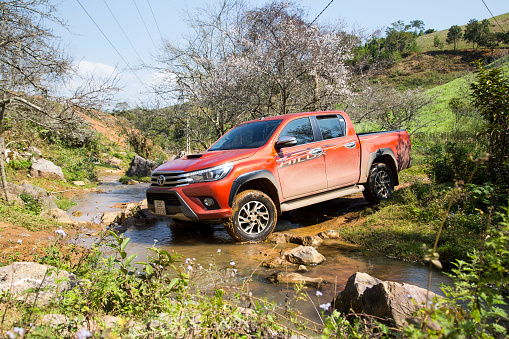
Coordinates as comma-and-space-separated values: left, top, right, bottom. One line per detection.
146, 111, 412, 242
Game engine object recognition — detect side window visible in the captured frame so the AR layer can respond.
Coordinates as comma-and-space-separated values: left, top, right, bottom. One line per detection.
317, 115, 345, 140
279, 117, 314, 146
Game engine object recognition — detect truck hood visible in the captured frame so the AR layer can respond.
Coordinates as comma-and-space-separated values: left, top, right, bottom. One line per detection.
153, 149, 257, 173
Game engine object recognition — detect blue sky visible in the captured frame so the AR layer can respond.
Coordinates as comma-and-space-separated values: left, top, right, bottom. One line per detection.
52, 0, 508, 108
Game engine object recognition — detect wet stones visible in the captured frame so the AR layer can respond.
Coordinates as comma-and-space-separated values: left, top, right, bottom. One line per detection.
268, 233, 323, 247
284, 246, 325, 266
268, 272, 323, 288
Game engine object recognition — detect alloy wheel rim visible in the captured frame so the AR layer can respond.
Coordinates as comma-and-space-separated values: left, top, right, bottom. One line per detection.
237, 201, 270, 234
374, 170, 391, 198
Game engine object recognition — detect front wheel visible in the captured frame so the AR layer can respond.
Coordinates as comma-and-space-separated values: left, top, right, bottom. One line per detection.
363, 163, 394, 204
224, 190, 277, 242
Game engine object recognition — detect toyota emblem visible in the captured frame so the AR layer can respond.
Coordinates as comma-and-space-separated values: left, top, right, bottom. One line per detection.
157, 175, 166, 186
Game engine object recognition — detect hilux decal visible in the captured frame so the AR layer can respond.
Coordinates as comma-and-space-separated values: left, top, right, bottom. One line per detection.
276, 149, 322, 169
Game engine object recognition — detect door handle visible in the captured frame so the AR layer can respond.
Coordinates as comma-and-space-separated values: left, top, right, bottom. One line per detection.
345, 142, 356, 148
309, 148, 323, 156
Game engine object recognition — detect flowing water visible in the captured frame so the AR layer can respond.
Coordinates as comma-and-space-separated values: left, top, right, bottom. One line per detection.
68, 173, 453, 323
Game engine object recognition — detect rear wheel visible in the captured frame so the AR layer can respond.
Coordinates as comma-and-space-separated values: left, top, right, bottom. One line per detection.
363, 163, 394, 204
224, 190, 277, 242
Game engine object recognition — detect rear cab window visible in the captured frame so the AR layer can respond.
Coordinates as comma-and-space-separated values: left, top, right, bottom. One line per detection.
279, 117, 314, 146
316, 115, 346, 140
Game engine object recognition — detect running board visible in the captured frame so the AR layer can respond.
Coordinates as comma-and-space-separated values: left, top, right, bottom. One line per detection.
281, 185, 365, 212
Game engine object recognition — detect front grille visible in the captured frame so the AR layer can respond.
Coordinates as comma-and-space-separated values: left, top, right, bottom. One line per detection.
146, 192, 181, 206
150, 171, 189, 188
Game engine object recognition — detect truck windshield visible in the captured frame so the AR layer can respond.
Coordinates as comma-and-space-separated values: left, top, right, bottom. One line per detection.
209, 119, 282, 151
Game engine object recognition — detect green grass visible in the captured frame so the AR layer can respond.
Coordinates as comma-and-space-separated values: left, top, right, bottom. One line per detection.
413, 57, 509, 133
416, 13, 509, 52
0, 201, 65, 231
119, 175, 151, 184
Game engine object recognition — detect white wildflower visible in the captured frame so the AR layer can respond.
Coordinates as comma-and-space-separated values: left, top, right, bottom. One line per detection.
319, 303, 331, 310
316, 291, 323, 297
55, 229, 66, 237
76, 328, 92, 339
230, 261, 235, 266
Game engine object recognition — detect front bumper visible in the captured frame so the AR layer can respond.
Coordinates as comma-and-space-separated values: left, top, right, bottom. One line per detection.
146, 183, 232, 221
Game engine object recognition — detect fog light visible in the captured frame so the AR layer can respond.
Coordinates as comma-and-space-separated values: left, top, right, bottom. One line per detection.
203, 197, 215, 207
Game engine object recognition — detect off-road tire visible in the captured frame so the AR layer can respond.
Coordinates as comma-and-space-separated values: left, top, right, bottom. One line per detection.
363, 163, 394, 204
224, 190, 277, 242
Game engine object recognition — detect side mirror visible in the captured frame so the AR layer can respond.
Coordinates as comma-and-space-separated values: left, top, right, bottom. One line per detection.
275, 136, 297, 150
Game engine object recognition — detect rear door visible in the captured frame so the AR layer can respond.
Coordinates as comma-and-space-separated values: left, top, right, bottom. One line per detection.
315, 114, 360, 188
275, 117, 327, 199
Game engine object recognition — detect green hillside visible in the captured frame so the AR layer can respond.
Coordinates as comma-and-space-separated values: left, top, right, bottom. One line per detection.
416, 56, 509, 132
417, 12, 509, 51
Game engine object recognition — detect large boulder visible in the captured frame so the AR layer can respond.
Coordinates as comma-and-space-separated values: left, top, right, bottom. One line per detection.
283, 246, 325, 266
40, 208, 75, 224
0, 262, 77, 305
30, 158, 66, 182
7, 182, 57, 210
126, 154, 159, 177
332, 272, 438, 327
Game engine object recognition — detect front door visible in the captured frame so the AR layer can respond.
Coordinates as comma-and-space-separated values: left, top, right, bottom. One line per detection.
275, 117, 327, 199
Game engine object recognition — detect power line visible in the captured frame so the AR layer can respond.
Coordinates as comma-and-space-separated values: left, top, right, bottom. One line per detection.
102, 0, 144, 61
75, 0, 144, 84
146, 0, 163, 40
132, 0, 158, 49
480, 0, 505, 32
310, 0, 334, 25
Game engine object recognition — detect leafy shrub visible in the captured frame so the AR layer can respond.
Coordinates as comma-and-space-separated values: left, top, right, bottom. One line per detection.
19, 193, 42, 215
424, 140, 489, 184
7, 158, 32, 171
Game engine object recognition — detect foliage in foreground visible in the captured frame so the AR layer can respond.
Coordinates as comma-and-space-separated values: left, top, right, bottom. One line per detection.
0, 213, 507, 338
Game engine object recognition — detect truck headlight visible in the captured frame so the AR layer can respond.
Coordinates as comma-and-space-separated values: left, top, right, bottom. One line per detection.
185, 162, 234, 183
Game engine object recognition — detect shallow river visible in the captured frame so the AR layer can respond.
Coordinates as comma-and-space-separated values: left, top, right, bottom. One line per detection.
68, 173, 453, 323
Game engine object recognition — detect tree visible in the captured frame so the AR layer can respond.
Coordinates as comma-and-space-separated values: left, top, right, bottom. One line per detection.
345, 81, 436, 132
0, 0, 118, 138
470, 61, 509, 186
433, 35, 443, 50
0, 0, 118, 200
410, 20, 425, 35
463, 19, 491, 49
446, 25, 462, 51
153, 0, 356, 144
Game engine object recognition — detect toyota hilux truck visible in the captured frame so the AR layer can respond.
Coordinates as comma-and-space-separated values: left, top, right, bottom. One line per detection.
146, 111, 412, 242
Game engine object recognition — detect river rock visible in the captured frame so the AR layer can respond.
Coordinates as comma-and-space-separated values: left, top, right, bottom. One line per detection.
30, 158, 66, 181
72, 181, 85, 186
40, 208, 75, 224
318, 230, 340, 239
268, 272, 323, 288
0, 262, 76, 305
268, 233, 323, 247
126, 154, 159, 177
6, 182, 57, 210
283, 246, 325, 266
101, 153, 123, 168
332, 272, 438, 327
262, 256, 294, 268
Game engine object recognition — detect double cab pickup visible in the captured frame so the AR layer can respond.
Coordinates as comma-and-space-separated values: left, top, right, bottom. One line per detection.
146, 111, 412, 242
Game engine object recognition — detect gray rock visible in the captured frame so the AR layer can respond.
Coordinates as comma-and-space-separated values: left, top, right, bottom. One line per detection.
6, 182, 57, 210
284, 246, 325, 266
40, 208, 75, 224
268, 272, 323, 288
26, 146, 42, 157
332, 272, 438, 327
268, 233, 323, 247
72, 181, 85, 186
126, 154, 159, 177
30, 158, 66, 182
0, 262, 76, 305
